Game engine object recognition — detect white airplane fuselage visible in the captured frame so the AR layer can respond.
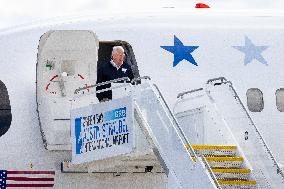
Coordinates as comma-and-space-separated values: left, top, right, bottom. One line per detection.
0, 10, 283, 188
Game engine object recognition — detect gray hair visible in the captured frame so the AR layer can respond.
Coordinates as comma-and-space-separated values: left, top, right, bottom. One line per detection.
112, 46, 125, 57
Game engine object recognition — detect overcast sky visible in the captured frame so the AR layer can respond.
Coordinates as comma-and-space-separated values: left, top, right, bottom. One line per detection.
1, 0, 284, 30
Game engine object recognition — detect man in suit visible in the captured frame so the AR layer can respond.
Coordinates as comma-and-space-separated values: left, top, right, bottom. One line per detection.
96, 46, 134, 102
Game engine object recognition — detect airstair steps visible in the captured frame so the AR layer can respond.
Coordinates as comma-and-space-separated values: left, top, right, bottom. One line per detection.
212, 168, 251, 180
188, 144, 257, 189
191, 144, 237, 156
218, 180, 257, 189
206, 156, 244, 168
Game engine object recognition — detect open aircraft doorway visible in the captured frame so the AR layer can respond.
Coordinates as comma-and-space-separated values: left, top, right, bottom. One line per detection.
97, 41, 140, 79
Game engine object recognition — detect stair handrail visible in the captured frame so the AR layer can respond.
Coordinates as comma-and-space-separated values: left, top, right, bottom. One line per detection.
200, 154, 222, 189
152, 83, 221, 188
74, 77, 130, 94
225, 80, 284, 180
133, 102, 170, 176
152, 84, 197, 159
176, 76, 229, 100
177, 88, 204, 99
74, 76, 151, 95
131, 76, 151, 84
175, 88, 222, 188
207, 77, 284, 181
175, 85, 247, 189
206, 77, 227, 84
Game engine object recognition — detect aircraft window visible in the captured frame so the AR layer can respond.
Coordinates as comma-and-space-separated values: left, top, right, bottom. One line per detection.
246, 88, 264, 112
276, 88, 284, 112
0, 80, 12, 137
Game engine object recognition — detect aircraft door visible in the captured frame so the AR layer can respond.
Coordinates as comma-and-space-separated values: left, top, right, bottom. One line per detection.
36, 30, 99, 150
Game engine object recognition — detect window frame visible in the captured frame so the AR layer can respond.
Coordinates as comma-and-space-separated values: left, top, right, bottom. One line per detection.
276, 88, 284, 112
246, 88, 264, 112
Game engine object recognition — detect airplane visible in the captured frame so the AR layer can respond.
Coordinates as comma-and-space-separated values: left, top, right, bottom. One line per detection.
0, 2, 284, 188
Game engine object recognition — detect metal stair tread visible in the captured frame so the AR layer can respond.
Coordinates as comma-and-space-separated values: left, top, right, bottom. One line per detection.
212, 168, 251, 173
205, 156, 244, 162
218, 180, 257, 185
191, 144, 237, 150
186, 143, 256, 187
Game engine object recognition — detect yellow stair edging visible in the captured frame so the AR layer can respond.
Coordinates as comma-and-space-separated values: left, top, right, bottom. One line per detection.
218, 180, 256, 185
185, 144, 237, 150
212, 168, 251, 173
190, 156, 244, 162
205, 156, 244, 162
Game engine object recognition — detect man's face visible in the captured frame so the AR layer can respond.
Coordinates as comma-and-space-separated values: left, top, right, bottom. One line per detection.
112, 50, 125, 67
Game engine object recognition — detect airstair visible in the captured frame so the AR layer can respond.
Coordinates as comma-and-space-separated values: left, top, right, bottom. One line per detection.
132, 78, 217, 189
65, 77, 219, 189
59, 75, 284, 189
174, 77, 284, 189
191, 144, 256, 189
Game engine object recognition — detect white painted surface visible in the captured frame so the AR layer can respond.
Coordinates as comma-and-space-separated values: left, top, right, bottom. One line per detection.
0, 10, 284, 188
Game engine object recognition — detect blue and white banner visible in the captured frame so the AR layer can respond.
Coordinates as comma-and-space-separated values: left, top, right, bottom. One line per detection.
71, 96, 134, 164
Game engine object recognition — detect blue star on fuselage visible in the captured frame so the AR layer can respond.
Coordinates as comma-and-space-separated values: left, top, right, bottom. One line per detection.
161, 36, 199, 67
232, 36, 269, 65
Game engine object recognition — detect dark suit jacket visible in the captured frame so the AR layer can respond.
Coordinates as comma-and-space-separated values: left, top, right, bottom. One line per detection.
96, 62, 134, 101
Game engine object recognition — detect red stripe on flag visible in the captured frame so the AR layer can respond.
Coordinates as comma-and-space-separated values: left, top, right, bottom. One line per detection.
2, 170, 55, 188
7, 184, 54, 187
7, 177, 54, 181
7, 171, 55, 175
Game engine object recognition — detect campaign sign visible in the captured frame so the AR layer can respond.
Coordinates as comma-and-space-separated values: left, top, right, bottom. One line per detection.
71, 96, 134, 164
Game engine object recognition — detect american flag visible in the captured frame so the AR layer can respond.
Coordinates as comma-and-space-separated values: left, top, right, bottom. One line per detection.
0, 170, 55, 188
